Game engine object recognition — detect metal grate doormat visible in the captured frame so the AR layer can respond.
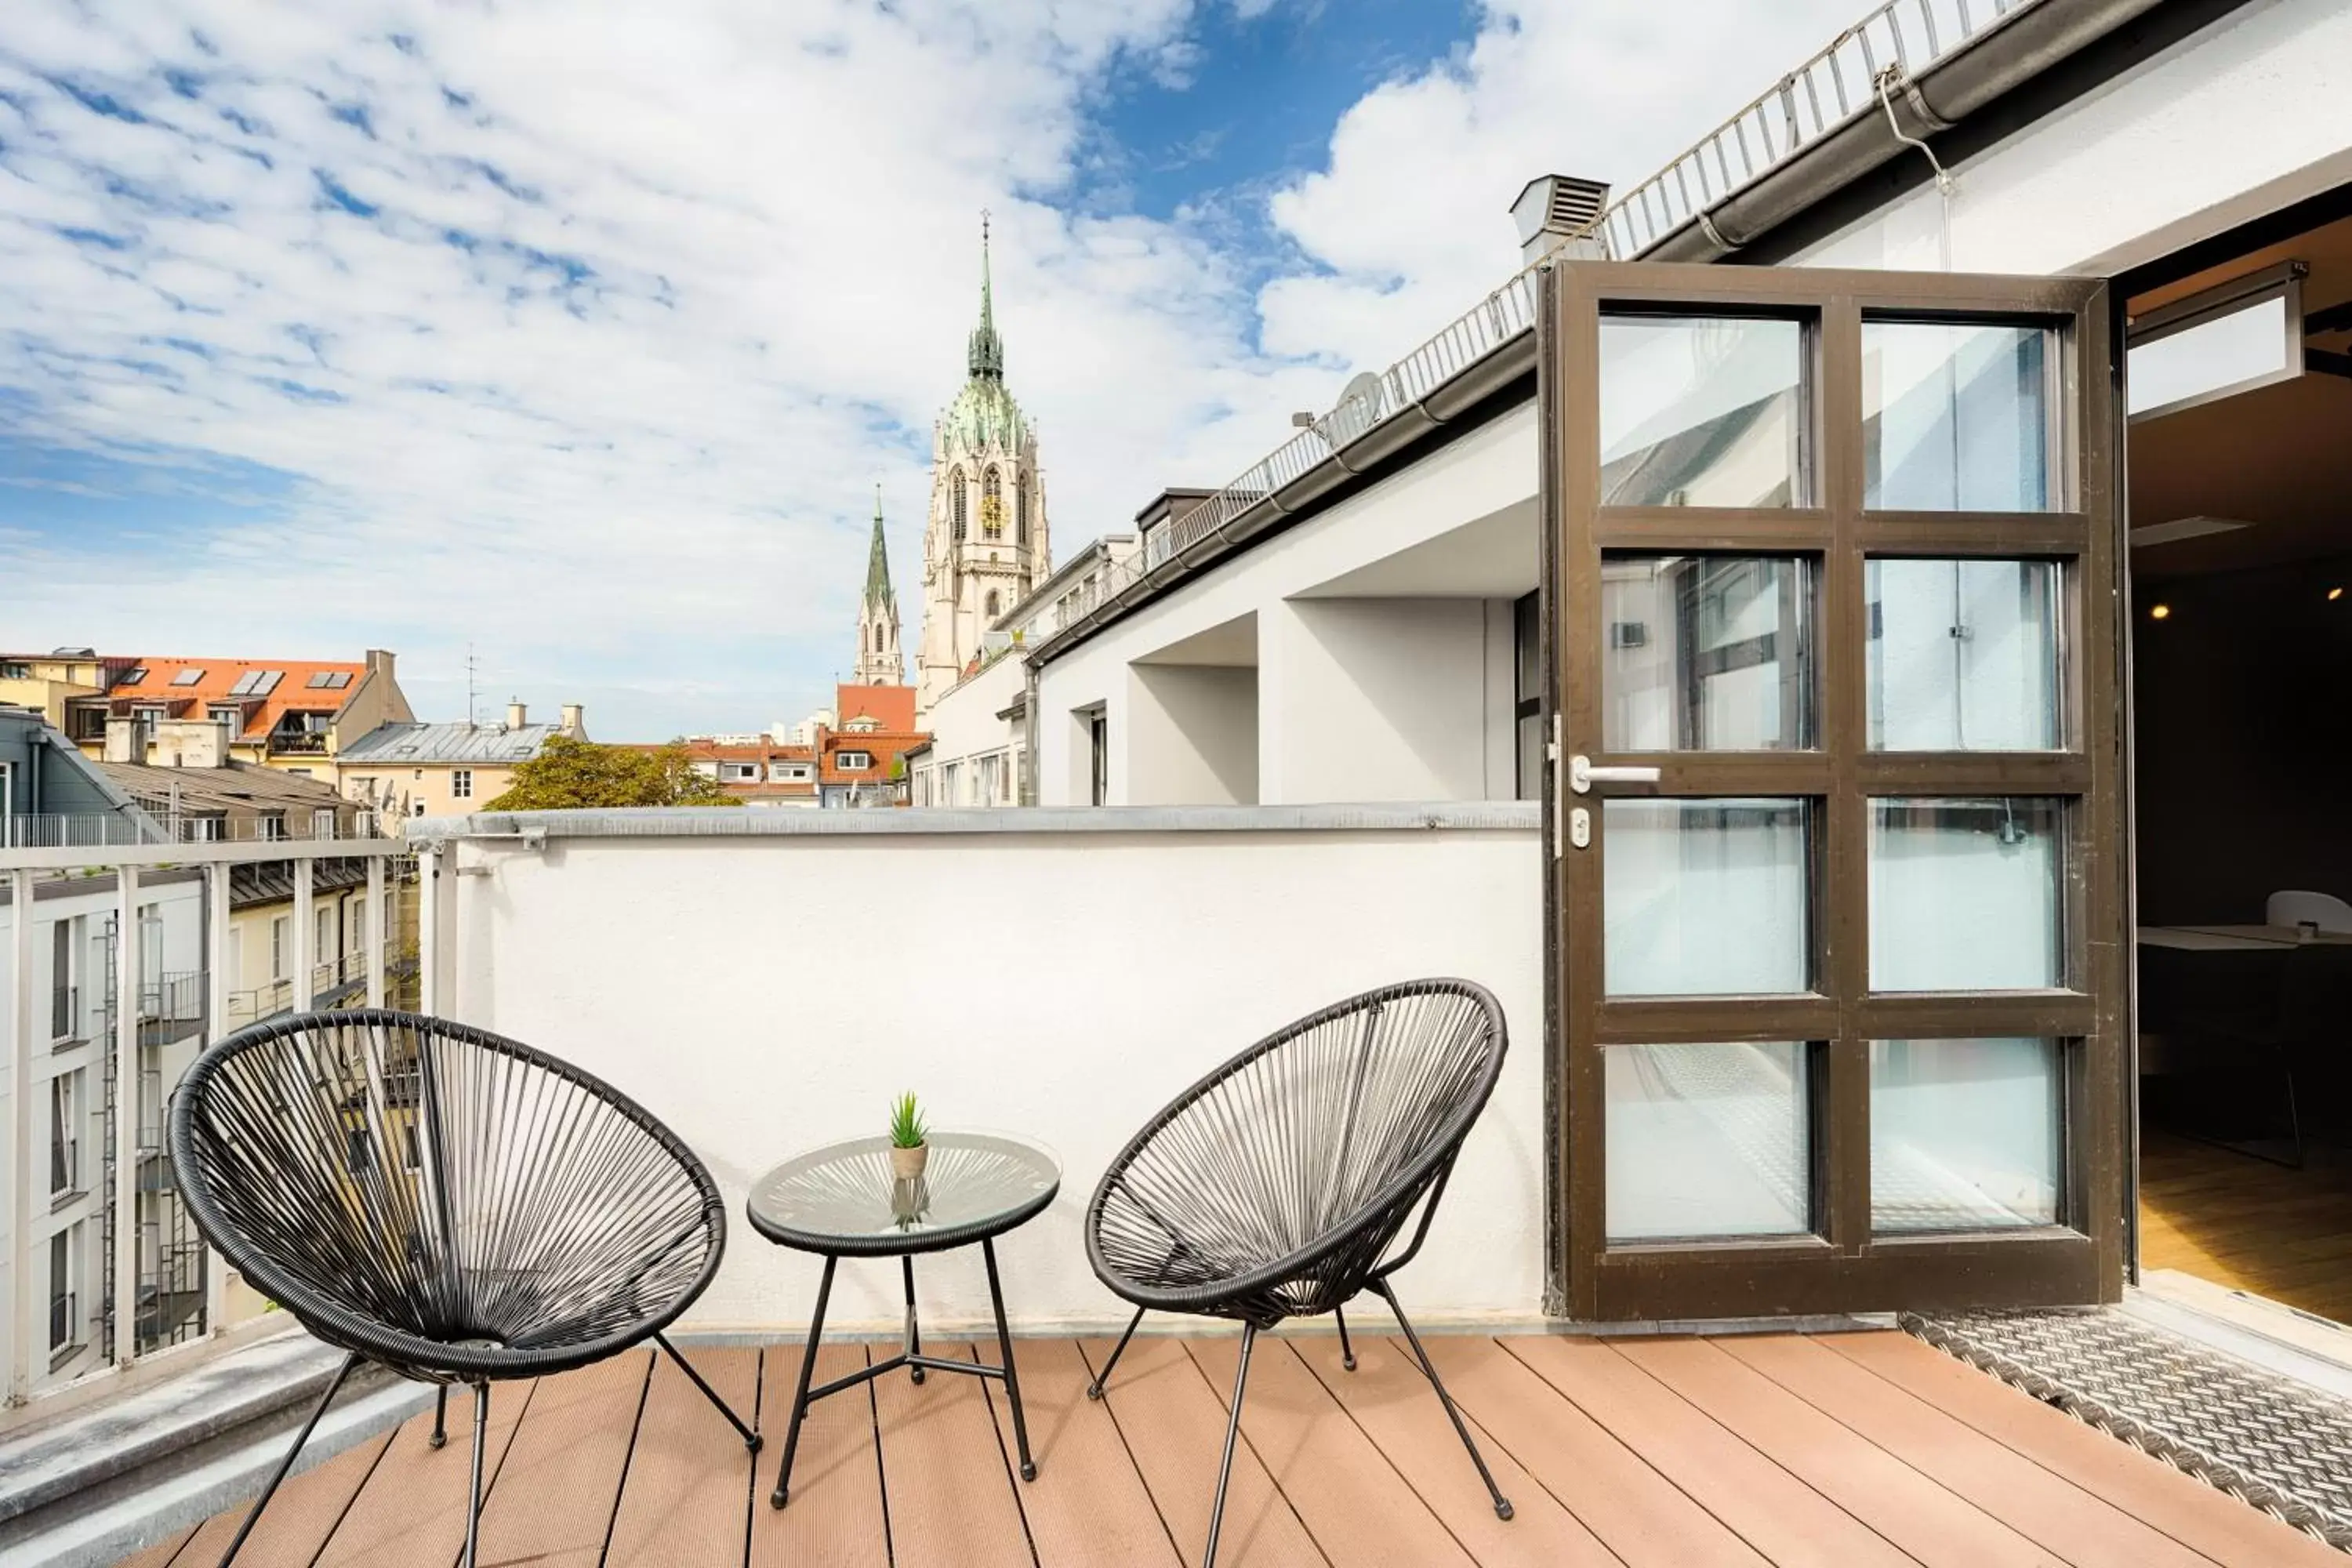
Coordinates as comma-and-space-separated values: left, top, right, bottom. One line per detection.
1905, 1308, 2352, 1551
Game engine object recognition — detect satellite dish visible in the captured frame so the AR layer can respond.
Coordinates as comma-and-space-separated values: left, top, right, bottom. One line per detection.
1322, 371, 1388, 448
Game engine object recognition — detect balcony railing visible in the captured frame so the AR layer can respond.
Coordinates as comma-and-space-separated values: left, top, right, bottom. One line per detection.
2, 829, 417, 1408
4, 809, 388, 848
267, 730, 328, 755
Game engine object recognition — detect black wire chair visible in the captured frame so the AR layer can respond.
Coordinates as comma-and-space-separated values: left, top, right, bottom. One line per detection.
169, 1009, 758, 1567
1083, 978, 1512, 1568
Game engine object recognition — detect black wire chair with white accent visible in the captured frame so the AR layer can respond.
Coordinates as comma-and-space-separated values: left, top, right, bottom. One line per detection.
1083, 978, 1513, 1568
169, 1009, 758, 1568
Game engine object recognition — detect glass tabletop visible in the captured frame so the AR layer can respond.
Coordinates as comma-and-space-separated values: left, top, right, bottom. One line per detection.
745, 1131, 1062, 1256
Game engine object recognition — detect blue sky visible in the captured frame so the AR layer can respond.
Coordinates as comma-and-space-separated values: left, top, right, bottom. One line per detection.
0, 1, 1862, 739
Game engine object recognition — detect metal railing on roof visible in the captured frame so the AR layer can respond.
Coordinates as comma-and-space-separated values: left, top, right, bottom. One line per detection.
1096, 0, 2040, 649
1599, 0, 2031, 258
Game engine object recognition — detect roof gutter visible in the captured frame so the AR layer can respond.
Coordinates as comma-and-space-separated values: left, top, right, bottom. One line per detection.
1028, 329, 1537, 668
1641, 0, 2168, 263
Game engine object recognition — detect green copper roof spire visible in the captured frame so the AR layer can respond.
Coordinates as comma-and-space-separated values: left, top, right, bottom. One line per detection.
863, 483, 892, 608
967, 209, 1004, 381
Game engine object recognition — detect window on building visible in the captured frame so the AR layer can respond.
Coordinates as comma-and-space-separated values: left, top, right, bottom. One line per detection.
451, 769, 474, 800
953, 474, 967, 542
722, 763, 758, 782
0, 660, 29, 680
119, 667, 149, 686
837, 750, 872, 771
258, 811, 287, 842
942, 761, 961, 804
985, 590, 1001, 620
49, 1071, 81, 1196
270, 915, 289, 981
50, 921, 74, 1042
49, 1226, 82, 1353
1514, 591, 1543, 802
350, 897, 366, 955
171, 668, 205, 686
312, 808, 338, 839
1087, 707, 1109, 808
1017, 483, 1029, 547
317, 906, 336, 964
982, 466, 1004, 539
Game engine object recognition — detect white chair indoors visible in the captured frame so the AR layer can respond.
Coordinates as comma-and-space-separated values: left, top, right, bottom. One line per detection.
2265, 891, 2352, 934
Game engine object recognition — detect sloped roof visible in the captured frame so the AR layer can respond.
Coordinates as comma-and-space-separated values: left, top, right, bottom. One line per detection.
105, 657, 367, 741
838, 683, 916, 732
339, 721, 557, 766
819, 731, 924, 786
95, 757, 348, 813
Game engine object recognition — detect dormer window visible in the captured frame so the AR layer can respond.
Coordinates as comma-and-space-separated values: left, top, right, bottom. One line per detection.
837, 750, 873, 771
171, 669, 205, 685
118, 667, 148, 686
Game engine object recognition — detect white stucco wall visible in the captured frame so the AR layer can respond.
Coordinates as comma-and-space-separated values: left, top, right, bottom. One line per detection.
912, 653, 1026, 801
442, 816, 1548, 1337
1791, 0, 2352, 274
1127, 664, 1260, 806
1261, 599, 1517, 805
1036, 402, 1539, 807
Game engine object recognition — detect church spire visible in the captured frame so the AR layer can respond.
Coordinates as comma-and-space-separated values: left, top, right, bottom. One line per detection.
863, 483, 892, 608
967, 210, 1004, 381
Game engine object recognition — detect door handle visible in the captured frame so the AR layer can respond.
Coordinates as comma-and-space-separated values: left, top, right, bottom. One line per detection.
1568, 755, 1663, 796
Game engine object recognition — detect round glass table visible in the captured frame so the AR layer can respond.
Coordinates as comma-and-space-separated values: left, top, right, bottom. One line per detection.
746, 1131, 1060, 1506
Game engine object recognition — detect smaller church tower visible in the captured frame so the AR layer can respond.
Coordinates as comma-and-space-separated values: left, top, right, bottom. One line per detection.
852, 485, 906, 687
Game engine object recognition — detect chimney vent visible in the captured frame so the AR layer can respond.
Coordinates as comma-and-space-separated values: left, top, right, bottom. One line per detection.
1511, 174, 1612, 266
506, 699, 527, 731
559, 702, 584, 739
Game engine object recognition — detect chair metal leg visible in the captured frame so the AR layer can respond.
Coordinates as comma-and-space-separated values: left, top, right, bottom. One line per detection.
655, 1331, 762, 1450
982, 1238, 1036, 1481
430, 1383, 448, 1449
1087, 1305, 1145, 1400
1334, 1304, 1356, 1371
462, 1381, 489, 1568
218, 1351, 361, 1566
904, 1254, 925, 1385
771, 1254, 837, 1508
1374, 1279, 1510, 1520
1202, 1324, 1257, 1568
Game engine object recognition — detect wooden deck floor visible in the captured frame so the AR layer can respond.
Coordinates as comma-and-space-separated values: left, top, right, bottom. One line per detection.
115, 1327, 2343, 1568
2140, 1129, 2352, 1327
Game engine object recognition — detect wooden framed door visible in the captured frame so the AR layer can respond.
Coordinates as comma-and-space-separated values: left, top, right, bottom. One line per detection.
1544, 260, 2126, 1321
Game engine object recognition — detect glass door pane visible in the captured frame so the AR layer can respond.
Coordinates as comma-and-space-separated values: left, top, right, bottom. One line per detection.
1600, 316, 1806, 506
1604, 799, 1810, 996
1867, 798, 2063, 991
1606, 1042, 1812, 1242
1871, 1037, 2061, 1232
1863, 321, 2053, 510
1605, 557, 1815, 750
1866, 559, 2060, 750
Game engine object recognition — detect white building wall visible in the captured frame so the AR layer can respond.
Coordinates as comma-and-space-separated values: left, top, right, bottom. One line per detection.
1261, 599, 1516, 804
1791, 0, 2352, 274
1127, 666, 1260, 806
443, 817, 1546, 1336
911, 653, 1027, 808
1035, 403, 1540, 807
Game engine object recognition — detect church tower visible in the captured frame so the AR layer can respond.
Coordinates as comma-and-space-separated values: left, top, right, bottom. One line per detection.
916, 214, 1050, 715
852, 485, 905, 686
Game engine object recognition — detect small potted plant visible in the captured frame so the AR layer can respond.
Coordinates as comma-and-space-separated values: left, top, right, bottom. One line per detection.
888, 1091, 929, 1182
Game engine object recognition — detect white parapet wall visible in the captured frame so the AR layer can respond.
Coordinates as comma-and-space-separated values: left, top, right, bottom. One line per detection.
427, 804, 1547, 1339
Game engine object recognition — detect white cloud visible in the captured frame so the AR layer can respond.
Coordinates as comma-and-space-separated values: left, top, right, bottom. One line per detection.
1259, 0, 1864, 374
0, 0, 1871, 737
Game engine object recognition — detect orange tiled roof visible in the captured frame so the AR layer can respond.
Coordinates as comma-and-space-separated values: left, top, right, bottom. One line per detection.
104, 657, 368, 742
818, 731, 924, 786
837, 683, 916, 733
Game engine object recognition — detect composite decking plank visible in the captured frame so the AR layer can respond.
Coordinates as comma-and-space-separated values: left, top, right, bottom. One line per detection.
1186, 1334, 1476, 1568
1720, 1334, 2215, 1568
747, 1344, 889, 1568
603, 1346, 760, 1567
976, 1337, 1181, 1567
467, 1352, 652, 1568
1823, 1331, 2352, 1568
1613, 1336, 2059, 1568
869, 1341, 1036, 1568
1502, 1335, 1917, 1567
1422, 1336, 1766, 1568
1293, 1334, 1624, 1568
165, 1425, 396, 1568
314, 1381, 536, 1568
1078, 1335, 1327, 1568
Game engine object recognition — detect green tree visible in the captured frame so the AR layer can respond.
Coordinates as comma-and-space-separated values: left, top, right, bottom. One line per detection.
481, 735, 741, 811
